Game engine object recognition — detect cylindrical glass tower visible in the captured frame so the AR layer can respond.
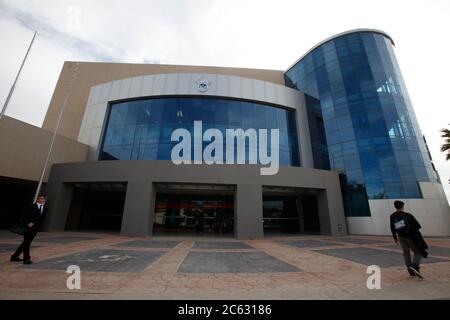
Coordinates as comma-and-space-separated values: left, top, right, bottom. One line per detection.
285, 29, 437, 216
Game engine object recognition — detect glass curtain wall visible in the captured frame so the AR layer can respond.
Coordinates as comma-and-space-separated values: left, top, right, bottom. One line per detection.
285, 31, 436, 216
100, 97, 300, 167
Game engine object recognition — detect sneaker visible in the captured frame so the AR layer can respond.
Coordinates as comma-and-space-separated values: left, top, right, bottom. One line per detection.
408, 265, 423, 279
407, 269, 416, 277
23, 260, 33, 265
10, 255, 23, 262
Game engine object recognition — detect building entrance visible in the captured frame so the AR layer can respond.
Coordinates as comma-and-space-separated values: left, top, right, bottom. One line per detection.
0, 177, 36, 229
262, 188, 321, 235
153, 193, 234, 236
263, 195, 300, 234
65, 183, 126, 232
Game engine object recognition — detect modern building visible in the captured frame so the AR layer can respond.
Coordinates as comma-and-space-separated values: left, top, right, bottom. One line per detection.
0, 28, 448, 238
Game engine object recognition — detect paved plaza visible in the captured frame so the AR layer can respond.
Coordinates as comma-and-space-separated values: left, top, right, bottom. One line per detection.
0, 230, 449, 299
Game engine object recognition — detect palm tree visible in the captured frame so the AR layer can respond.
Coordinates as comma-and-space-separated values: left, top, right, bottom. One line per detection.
441, 125, 450, 160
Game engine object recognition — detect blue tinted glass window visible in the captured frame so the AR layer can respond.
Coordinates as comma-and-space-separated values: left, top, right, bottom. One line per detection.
99, 97, 300, 167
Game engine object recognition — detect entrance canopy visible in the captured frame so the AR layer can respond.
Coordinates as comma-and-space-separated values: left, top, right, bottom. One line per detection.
43, 160, 347, 239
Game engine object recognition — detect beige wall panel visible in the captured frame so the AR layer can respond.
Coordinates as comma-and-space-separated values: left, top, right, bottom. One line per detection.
42, 62, 284, 140
0, 116, 88, 182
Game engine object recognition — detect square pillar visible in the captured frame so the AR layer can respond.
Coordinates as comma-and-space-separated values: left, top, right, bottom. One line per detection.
235, 184, 263, 239
295, 95, 314, 168
43, 181, 74, 231
297, 195, 305, 233
121, 181, 155, 237
317, 189, 347, 236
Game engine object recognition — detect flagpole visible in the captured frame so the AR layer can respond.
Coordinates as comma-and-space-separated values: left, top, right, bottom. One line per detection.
0, 31, 37, 124
33, 62, 80, 203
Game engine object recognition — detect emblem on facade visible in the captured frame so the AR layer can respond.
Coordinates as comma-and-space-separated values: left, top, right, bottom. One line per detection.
196, 77, 211, 92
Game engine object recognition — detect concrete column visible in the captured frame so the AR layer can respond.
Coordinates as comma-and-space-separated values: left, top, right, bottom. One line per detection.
317, 190, 332, 235
317, 189, 347, 236
64, 189, 84, 229
295, 95, 314, 168
297, 195, 305, 233
43, 181, 74, 231
121, 181, 155, 237
235, 184, 263, 239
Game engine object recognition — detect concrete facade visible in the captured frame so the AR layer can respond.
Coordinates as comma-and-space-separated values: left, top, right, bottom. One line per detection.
0, 115, 88, 182
40, 71, 348, 239
43, 62, 285, 141
43, 160, 348, 239
77, 72, 314, 168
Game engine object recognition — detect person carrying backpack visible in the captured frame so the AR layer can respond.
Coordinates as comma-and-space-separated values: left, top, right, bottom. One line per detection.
390, 200, 428, 279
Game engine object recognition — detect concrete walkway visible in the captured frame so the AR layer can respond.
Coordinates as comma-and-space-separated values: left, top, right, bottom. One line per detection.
0, 231, 449, 299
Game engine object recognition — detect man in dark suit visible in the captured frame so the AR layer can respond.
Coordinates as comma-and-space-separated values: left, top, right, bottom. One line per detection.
11, 194, 47, 265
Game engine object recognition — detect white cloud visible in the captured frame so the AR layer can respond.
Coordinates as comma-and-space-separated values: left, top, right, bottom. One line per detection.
0, 0, 449, 202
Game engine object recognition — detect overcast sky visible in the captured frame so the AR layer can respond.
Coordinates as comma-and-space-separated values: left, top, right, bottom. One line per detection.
0, 0, 449, 201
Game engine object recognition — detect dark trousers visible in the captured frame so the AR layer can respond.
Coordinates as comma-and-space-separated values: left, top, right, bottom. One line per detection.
398, 236, 422, 269
13, 230, 37, 260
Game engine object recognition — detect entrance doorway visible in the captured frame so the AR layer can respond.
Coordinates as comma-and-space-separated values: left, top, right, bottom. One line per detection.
263, 187, 321, 236
301, 194, 320, 233
0, 177, 36, 229
65, 183, 126, 233
263, 195, 300, 233
153, 193, 234, 236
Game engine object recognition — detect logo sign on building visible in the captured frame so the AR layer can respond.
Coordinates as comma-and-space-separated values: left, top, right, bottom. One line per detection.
196, 77, 211, 92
